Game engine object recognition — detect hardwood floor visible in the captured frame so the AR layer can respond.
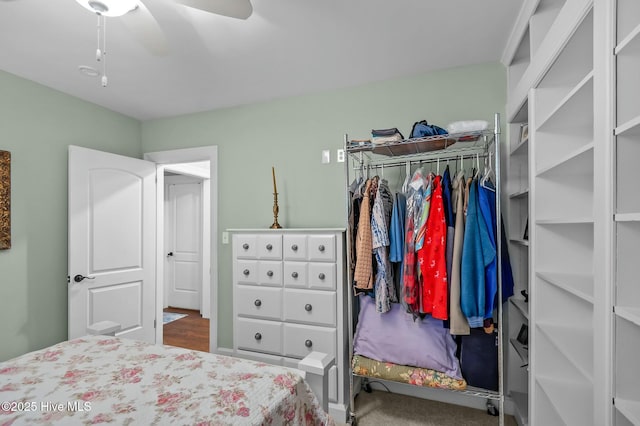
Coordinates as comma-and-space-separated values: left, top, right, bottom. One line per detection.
163, 307, 209, 352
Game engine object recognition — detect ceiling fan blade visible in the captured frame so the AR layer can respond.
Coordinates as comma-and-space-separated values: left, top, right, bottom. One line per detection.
119, 2, 169, 56
173, 0, 252, 20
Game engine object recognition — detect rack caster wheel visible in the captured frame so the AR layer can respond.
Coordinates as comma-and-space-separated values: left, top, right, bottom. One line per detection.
363, 382, 372, 393
486, 401, 499, 416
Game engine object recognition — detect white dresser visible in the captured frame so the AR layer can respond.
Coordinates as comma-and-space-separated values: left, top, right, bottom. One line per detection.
231, 229, 348, 421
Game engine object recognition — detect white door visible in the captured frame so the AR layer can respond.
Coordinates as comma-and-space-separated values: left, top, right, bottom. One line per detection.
166, 180, 202, 310
68, 146, 156, 342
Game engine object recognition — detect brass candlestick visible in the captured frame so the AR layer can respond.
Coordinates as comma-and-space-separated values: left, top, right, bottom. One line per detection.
270, 166, 282, 229
270, 191, 282, 229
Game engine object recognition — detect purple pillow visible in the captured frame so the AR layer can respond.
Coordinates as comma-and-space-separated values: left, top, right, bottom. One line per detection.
353, 296, 463, 379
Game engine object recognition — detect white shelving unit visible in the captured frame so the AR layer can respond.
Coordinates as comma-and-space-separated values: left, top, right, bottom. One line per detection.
614, 0, 640, 424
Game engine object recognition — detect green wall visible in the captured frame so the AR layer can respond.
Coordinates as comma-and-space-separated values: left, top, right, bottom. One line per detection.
0, 70, 141, 361
141, 61, 506, 349
0, 62, 505, 360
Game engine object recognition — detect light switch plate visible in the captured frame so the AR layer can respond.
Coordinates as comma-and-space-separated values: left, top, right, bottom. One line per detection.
322, 150, 330, 164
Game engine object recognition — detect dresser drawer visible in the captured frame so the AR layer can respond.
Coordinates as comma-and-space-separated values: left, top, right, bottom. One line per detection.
283, 262, 308, 288
308, 235, 336, 262
308, 263, 336, 290
257, 261, 283, 286
236, 260, 258, 285
283, 289, 336, 326
257, 234, 282, 259
283, 323, 336, 359
235, 285, 282, 320
235, 318, 282, 355
234, 234, 258, 259
283, 235, 308, 260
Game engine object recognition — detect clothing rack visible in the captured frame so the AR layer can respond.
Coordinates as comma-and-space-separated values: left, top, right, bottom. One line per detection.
342, 113, 504, 426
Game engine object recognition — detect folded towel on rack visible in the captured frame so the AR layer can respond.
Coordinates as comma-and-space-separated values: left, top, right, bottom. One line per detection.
446, 120, 488, 134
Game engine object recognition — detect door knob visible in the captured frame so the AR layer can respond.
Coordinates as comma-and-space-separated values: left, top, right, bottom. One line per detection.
167, 252, 174, 257
74, 274, 95, 283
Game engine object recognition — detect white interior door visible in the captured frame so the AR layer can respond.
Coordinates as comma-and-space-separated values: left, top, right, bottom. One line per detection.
166, 178, 202, 310
68, 146, 156, 342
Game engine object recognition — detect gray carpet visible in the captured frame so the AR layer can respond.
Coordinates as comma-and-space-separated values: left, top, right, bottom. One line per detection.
344, 390, 518, 426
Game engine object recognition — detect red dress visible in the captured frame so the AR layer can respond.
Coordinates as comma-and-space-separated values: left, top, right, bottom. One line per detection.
417, 175, 448, 319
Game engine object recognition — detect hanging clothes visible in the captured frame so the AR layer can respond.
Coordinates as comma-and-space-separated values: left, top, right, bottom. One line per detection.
460, 179, 496, 328
402, 169, 426, 316
449, 171, 470, 335
348, 177, 364, 282
441, 165, 455, 326
371, 178, 397, 313
477, 180, 498, 321
417, 175, 448, 320
353, 178, 375, 291
414, 173, 433, 251
389, 191, 407, 303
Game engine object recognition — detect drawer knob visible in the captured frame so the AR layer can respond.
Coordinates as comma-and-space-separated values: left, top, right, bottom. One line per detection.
292, 271, 298, 278
242, 243, 249, 250
243, 269, 250, 276
318, 273, 325, 280
291, 244, 298, 251
254, 333, 262, 341
254, 299, 262, 307
305, 304, 312, 312
318, 244, 325, 252
305, 339, 313, 348
267, 270, 274, 277
266, 243, 273, 250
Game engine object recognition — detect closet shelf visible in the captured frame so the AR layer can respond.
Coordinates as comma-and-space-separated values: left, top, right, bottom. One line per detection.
535, 217, 594, 225
536, 375, 593, 426
510, 297, 529, 320
509, 238, 529, 247
510, 391, 529, 426
615, 398, 640, 425
510, 136, 528, 156
508, 188, 529, 199
536, 271, 594, 304
535, 141, 593, 176
346, 130, 491, 157
537, 323, 594, 383
615, 307, 640, 328
615, 22, 640, 56
509, 338, 529, 364
615, 114, 640, 136
615, 213, 640, 222
536, 71, 594, 131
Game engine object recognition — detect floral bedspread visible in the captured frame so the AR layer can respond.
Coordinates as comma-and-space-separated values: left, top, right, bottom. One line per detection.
0, 336, 334, 425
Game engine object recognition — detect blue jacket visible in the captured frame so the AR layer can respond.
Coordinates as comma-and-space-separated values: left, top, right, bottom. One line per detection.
461, 180, 496, 328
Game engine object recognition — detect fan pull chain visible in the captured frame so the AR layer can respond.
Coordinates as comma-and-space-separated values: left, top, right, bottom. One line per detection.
95, 14, 108, 87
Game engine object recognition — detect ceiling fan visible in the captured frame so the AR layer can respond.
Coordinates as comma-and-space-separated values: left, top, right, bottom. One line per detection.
75, 0, 253, 56
74, 0, 252, 86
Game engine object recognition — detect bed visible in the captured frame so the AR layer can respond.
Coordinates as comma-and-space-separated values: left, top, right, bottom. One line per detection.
0, 335, 334, 425
352, 295, 467, 391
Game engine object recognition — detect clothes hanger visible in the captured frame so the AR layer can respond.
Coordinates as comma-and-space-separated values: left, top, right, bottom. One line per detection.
481, 152, 495, 191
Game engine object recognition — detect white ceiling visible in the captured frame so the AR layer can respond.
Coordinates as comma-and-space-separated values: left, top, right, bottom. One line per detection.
0, 0, 523, 121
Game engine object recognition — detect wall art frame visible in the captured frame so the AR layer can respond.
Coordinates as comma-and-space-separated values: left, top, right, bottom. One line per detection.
0, 150, 10, 250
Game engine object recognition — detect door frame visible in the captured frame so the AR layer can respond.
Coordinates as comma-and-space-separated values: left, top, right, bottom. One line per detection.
144, 146, 218, 352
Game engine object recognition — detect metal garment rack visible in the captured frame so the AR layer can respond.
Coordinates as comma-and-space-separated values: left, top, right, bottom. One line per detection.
342, 113, 504, 426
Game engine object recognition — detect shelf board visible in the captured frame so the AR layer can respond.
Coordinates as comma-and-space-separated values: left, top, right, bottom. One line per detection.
537, 322, 594, 382
511, 136, 529, 156
510, 390, 529, 426
509, 188, 530, 198
536, 71, 594, 131
510, 238, 530, 247
536, 271, 594, 304
615, 114, 640, 136
535, 217, 594, 225
535, 141, 593, 176
510, 338, 529, 364
536, 375, 592, 426
616, 398, 640, 425
615, 22, 640, 56
615, 307, 640, 328
510, 297, 529, 320
615, 213, 640, 222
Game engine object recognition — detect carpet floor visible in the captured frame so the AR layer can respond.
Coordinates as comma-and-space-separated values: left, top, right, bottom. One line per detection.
346, 390, 518, 426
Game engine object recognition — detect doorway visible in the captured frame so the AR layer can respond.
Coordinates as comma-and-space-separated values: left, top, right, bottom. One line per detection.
144, 146, 218, 353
